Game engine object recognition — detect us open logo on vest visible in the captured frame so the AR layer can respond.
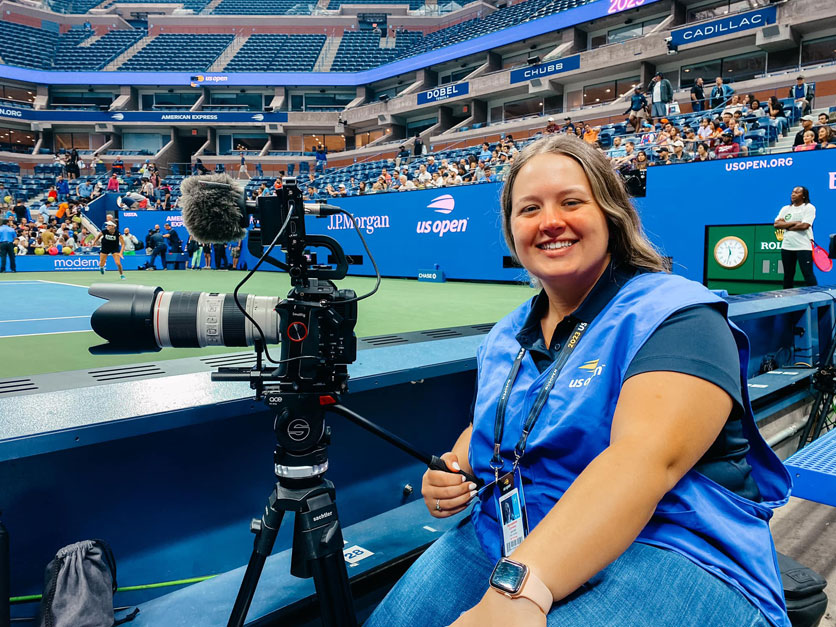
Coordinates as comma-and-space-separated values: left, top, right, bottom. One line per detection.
568, 359, 605, 388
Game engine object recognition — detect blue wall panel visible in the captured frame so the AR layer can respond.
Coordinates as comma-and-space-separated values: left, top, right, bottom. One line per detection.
637, 150, 836, 284
76, 150, 836, 285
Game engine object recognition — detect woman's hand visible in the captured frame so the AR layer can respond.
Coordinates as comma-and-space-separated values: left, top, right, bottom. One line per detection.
448, 589, 547, 627
421, 452, 477, 518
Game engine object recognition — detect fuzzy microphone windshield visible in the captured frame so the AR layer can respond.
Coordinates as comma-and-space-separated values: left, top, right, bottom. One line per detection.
179, 173, 248, 243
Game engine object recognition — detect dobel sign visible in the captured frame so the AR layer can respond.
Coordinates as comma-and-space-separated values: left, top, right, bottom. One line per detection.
417, 83, 470, 105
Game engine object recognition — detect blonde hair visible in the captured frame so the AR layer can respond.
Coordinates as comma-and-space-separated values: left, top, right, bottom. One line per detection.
500, 134, 666, 273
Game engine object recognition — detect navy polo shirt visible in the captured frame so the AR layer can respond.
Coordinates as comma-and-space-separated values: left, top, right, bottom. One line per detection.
472, 263, 760, 501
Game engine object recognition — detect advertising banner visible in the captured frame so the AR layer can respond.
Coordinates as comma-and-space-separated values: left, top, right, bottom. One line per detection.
669, 6, 777, 47
509, 55, 580, 84
636, 149, 836, 284
14, 253, 156, 272
117, 210, 190, 252
416, 83, 470, 105
0, 106, 288, 124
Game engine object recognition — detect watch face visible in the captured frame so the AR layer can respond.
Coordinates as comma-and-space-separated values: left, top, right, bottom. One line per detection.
713, 236, 748, 269
490, 559, 526, 594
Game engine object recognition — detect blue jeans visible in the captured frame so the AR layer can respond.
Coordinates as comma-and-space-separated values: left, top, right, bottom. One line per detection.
774, 116, 789, 136
149, 245, 167, 270
365, 517, 770, 627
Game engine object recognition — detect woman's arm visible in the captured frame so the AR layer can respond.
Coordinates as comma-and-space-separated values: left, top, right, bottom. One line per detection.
422, 424, 476, 518
451, 371, 730, 626
774, 219, 810, 230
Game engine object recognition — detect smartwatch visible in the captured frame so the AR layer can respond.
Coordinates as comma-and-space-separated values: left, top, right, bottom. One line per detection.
488, 557, 553, 614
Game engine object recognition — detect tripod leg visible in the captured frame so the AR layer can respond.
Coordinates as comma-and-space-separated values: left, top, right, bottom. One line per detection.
228, 489, 287, 627
293, 491, 358, 627
310, 552, 357, 627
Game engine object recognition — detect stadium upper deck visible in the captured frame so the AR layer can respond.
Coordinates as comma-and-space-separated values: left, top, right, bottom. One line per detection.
0, 0, 833, 171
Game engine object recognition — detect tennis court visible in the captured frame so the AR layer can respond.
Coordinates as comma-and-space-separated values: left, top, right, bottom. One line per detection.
0, 280, 99, 338
0, 270, 533, 378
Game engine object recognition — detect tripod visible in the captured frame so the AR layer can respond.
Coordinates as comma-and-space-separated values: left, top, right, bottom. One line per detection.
227, 471, 356, 627
222, 386, 482, 626
797, 319, 836, 450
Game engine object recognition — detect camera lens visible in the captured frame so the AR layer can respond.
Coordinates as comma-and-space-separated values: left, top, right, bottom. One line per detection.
89, 284, 280, 351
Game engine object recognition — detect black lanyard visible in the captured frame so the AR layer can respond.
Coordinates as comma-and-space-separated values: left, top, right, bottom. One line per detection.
491, 321, 589, 475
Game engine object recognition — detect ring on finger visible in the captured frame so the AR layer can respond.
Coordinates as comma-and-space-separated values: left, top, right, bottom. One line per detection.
435, 498, 442, 511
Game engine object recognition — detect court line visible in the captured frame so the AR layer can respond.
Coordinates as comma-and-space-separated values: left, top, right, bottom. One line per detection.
0, 329, 94, 339
0, 281, 45, 285
35, 279, 90, 289
0, 315, 91, 324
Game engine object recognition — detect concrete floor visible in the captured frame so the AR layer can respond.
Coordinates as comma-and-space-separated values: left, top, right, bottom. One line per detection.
772, 496, 836, 626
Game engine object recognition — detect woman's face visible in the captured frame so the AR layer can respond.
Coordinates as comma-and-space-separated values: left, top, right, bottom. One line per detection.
697, 144, 706, 155
509, 153, 610, 294
818, 127, 829, 142
804, 130, 815, 144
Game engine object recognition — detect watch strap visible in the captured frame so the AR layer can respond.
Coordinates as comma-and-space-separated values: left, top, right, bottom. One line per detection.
517, 569, 553, 615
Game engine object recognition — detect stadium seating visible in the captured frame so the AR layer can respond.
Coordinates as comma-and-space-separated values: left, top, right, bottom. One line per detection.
0, 21, 58, 70
331, 30, 423, 72
213, 0, 315, 15
54, 29, 147, 71
224, 34, 326, 72
118, 34, 234, 72
2, 0, 595, 73
327, 0, 421, 9
48, 0, 104, 14
0, 99, 33, 109
97, 0, 213, 12
399, 0, 594, 62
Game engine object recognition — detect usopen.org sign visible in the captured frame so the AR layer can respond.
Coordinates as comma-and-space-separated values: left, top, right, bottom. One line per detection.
510, 55, 580, 85
669, 6, 777, 47
417, 83, 469, 105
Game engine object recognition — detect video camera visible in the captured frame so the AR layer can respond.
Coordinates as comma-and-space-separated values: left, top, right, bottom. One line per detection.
89, 177, 359, 392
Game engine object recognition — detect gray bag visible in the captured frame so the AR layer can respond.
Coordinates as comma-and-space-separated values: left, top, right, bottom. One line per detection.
37, 539, 132, 627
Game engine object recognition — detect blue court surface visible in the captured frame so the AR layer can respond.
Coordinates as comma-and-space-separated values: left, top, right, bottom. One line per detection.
0, 280, 99, 338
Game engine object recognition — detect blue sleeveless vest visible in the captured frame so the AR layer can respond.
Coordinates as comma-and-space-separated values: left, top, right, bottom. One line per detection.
469, 272, 791, 627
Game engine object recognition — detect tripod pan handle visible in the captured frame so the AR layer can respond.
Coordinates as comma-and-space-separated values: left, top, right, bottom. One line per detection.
429, 455, 484, 488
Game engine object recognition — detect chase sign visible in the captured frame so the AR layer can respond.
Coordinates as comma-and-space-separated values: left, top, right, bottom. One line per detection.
669, 6, 777, 47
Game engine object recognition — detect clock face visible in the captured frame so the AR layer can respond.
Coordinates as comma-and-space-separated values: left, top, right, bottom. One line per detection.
714, 236, 748, 269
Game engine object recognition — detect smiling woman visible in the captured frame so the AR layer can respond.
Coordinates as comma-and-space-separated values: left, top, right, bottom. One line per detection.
365, 134, 793, 627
